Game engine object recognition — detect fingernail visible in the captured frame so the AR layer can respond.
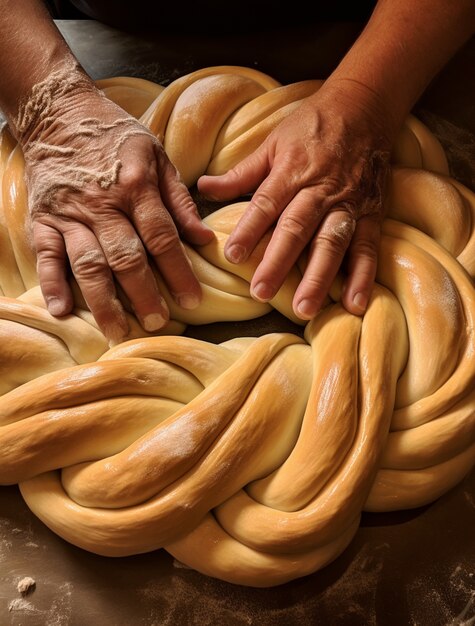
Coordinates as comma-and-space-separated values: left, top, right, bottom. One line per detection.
225, 244, 246, 264
46, 297, 65, 316
353, 292, 368, 313
176, 293, 200, 310
296, 299, 317, 319
251, 282, 274, 302
143, 312, 167, 332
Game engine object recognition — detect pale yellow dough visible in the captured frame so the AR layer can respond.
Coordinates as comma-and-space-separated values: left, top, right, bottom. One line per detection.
0, 66, 473, 587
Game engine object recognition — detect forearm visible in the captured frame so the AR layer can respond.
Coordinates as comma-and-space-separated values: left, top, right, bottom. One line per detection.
329, 0, 475, 137
0, 0, 90, 132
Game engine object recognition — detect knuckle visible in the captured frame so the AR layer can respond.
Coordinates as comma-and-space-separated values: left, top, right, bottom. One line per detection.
107, 240, 146, 273
145, 228, 181, 257
172, 200, 200, 230
168, 186, 195, 211
119, 162, 150, 190
278, 215, 309, 244
329, 215, 356, 245
315, 236, 346, 259
284, 148, 308, 170
351, 237, 379, 262
72, 249, 109, 278
316, 229, 350, 257
250, 192, 281, 223
36, 247, 62, 264
300, 274, 328, 296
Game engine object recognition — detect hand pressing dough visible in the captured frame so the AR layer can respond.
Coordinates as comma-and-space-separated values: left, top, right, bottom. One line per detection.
0, 66, 474, 587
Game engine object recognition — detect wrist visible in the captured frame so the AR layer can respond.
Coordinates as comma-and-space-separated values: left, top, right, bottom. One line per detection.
313, 76, 398, 147
12, 59, 98, 146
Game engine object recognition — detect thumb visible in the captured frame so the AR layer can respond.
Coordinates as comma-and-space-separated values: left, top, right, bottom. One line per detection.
197, 144, 269, 201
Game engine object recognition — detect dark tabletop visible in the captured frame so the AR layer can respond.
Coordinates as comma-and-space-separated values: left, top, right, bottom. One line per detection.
0, 19, 474, 626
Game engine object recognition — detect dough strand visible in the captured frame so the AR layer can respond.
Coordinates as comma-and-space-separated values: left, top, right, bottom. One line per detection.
0, 66, 473, 587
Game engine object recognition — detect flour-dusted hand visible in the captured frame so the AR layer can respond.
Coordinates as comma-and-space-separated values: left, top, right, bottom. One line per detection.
16, 63, 213, 342
198, 78, 392, 320
2, 0, 474, 335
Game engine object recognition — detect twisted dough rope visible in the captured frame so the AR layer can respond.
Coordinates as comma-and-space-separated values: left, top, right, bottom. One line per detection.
0, 66, 474, 587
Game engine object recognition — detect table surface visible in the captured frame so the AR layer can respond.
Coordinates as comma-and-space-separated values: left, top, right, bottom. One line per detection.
1, 19, 474, 626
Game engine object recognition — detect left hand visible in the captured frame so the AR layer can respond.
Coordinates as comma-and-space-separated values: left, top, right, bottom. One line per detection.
198, 77, 393, 320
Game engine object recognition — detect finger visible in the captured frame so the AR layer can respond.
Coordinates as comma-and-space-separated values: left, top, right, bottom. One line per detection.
33, 220, 74, 316
341, 214, 381, 315
249, 190, 323, 302
131, 188, 203, 310
293, 210, 356, 320
223, 164, 298, 265
197, 143, 269, 201
157, 153, 214, 246
93, 213, 172, 331
63, 223, 129, 343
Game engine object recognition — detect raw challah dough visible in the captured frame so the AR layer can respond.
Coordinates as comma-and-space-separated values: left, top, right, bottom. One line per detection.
0, 66, 473, 587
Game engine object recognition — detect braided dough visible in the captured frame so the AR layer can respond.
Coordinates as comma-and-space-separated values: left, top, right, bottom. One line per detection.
0, 66, 474, 587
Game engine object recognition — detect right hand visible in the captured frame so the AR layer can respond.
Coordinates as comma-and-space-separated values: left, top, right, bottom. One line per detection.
19, 81, 214, 343
199, 77, 392, 320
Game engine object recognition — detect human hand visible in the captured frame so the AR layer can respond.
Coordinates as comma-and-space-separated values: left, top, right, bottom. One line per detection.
198, 78, 393, 320
18, 78, 213, 343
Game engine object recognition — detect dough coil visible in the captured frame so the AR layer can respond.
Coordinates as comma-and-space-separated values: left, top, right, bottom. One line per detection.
0, 66, 473, 587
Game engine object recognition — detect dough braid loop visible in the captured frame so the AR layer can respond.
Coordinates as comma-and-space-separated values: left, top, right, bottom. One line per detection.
0, 66, 474, 587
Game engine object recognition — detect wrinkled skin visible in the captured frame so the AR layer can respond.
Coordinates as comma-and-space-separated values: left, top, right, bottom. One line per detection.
21, 88, 214, 342
198, 78, 393, 319
22, 77, 392, 342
